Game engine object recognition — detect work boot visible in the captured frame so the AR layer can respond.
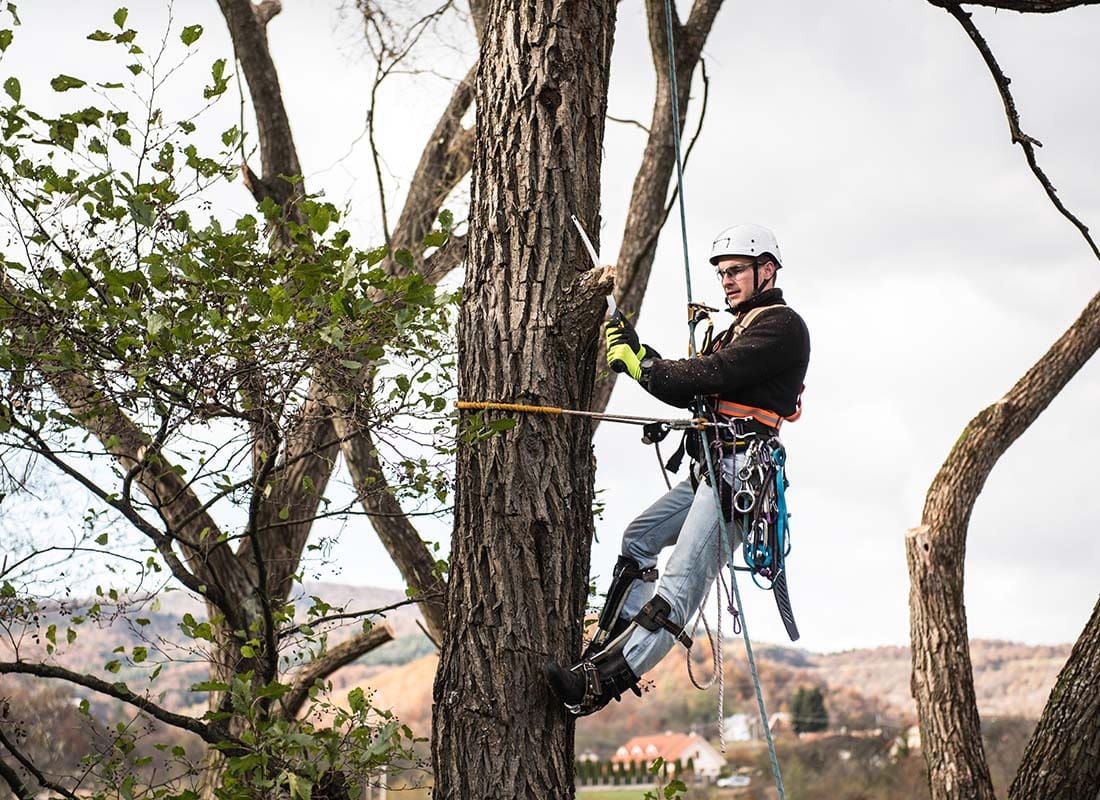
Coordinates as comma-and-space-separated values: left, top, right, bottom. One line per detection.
544, 648, 641, 717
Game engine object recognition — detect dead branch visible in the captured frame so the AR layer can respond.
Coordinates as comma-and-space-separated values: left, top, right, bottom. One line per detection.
281, 623, 394, 719
0, 662, 228, 746
335, 420, 447, 640
935, 1, 1099, 260
0, 730, 43, 800
947, 0, 1099, 11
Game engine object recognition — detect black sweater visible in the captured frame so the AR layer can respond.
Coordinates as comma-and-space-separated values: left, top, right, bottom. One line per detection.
644, 288, 810, 417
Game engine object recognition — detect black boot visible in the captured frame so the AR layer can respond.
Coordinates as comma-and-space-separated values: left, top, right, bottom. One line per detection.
545, 648, 641, 717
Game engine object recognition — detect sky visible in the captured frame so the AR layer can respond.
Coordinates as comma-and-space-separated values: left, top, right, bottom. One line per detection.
4, 1, 1098, 654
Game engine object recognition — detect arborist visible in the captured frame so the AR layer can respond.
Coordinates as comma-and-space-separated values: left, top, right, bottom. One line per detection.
545, 223, 811, 716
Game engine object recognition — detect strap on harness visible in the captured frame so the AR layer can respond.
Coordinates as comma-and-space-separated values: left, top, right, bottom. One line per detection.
635, 595, 693, 650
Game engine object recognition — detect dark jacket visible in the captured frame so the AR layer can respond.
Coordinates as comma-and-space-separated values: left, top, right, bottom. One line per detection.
643, 288, 810, 417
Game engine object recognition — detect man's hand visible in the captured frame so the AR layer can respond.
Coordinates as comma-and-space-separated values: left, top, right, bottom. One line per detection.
605, 316, 658, 381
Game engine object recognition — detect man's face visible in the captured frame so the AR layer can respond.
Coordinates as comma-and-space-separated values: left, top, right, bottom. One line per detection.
715, 256, 775, 306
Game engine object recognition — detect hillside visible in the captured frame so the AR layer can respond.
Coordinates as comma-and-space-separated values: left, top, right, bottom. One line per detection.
6, 581, 1069, 755
347, 636, 1069, 757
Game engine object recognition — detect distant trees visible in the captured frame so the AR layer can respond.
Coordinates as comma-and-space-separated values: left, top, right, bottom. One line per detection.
790, 686, 829, 734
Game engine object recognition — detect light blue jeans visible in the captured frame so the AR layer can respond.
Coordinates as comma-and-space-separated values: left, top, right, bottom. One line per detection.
617, 454, 740, 677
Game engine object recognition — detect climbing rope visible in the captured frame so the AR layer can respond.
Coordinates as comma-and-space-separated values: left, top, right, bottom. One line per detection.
660, 0, 786, 793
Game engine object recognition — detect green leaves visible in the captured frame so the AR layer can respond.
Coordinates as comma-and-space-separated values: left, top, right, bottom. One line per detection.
112, 7, 128, 28
0, 28, 12, 51
180, 24, 202, 46
204, 58, 229, 99
3, 76, 19, 102
50, 74, 86, 92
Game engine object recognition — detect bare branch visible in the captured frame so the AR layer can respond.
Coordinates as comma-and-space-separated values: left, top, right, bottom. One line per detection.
285, 594, 441, 638
388, 63, 477, 276
0, 731, 39, 800
935, 1, 1100, 260
336, 419, 447, 641
0, 662, 226, 746
946, 0, 1099, 10
281, 623, 394, 719
607, 114, 650, 134
216, 0, 301, 208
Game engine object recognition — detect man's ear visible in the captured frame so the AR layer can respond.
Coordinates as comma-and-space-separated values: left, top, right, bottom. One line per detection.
762, 260, 777, 283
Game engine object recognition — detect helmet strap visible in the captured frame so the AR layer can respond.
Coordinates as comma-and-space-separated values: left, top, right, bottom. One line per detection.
749, 258, 774, 300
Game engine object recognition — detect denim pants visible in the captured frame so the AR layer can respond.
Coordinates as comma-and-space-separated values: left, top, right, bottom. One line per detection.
617, 453, 740, 677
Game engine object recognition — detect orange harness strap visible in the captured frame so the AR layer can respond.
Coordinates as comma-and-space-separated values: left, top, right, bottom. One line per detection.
714, 395, 802, 429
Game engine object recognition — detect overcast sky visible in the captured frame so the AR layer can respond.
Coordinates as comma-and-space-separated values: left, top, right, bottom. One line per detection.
7, 1, 1098, 654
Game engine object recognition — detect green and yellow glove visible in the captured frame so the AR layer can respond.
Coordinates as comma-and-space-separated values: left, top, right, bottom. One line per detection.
605, 316, 659, 381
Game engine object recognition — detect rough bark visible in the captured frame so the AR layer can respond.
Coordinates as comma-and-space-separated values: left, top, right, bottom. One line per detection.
430, 0, 616, 796
907, 290, 1100, 800
1009, 595, 1100, 799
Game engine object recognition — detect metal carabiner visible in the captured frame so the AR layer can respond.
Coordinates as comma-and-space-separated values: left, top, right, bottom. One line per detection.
733, 487, 756, 514
687, 302, 718, 357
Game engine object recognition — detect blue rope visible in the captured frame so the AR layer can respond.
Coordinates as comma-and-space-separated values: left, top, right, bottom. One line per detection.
659, 1, 786, 796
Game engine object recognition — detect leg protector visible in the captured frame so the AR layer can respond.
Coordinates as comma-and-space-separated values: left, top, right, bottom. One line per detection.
584, 555, 657, 659
634, 594, 693, 650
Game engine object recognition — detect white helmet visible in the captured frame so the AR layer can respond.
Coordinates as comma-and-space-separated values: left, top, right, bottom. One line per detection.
709, 223, 782, 268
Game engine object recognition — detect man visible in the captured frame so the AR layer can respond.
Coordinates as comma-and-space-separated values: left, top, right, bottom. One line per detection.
545, 223, 810, 716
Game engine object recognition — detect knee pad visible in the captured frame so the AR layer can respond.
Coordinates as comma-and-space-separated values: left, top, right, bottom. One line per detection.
634, 595, 693, 650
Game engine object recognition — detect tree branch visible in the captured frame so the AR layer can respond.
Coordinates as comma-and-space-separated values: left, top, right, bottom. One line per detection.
335, 418, 447, 641
0, 730, 39, 800
217, 0, 301, 208
282, 594, 440, 639
907, 288, 1100, 799
591, 0, 724, 414
388, 63, 477, 277
944, 0, 1099, 11
281, 623, 394, 719
935, 1, 1100, 260
0, 662, 225, 746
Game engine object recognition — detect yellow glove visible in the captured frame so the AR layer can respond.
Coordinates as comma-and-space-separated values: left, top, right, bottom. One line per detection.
605, 317, 658, 381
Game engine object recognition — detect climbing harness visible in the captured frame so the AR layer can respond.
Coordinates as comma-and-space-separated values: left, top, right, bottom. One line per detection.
659, 0, 788, 791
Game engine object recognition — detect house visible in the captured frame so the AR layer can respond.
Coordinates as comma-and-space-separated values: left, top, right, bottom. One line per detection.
890, 724, 922, 759
612, 731, 726, 780
723, 712, 757, 742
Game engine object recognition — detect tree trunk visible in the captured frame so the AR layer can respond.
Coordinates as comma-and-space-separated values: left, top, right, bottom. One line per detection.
430, 1, 616, 797
907, 290, 1100, 800
1008, 595, 1100, 800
